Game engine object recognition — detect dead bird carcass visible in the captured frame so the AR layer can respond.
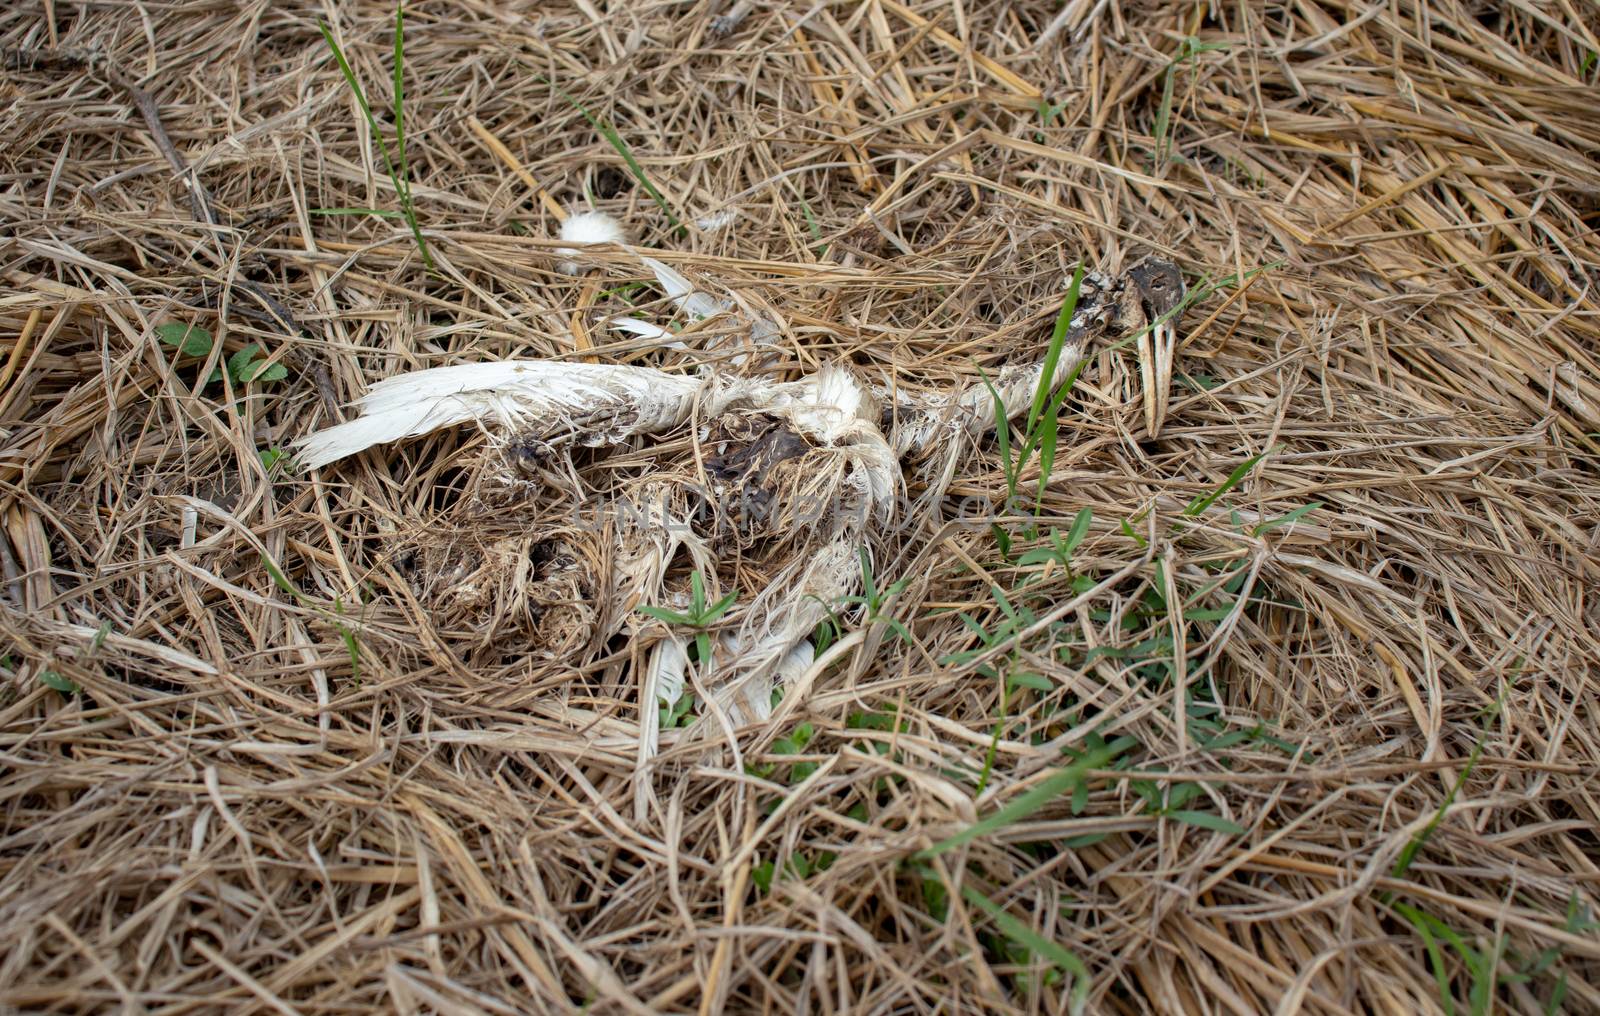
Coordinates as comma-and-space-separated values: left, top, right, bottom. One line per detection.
296, 255, 1185, 765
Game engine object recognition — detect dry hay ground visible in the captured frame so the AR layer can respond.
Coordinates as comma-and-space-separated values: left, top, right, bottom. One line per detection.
0, 0, 1597, 1013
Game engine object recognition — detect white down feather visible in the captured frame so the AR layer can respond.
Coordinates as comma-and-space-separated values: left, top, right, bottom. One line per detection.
556, 212, 625, 275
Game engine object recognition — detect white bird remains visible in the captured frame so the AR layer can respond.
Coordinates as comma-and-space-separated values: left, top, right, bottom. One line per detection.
296, 222, 1185, 783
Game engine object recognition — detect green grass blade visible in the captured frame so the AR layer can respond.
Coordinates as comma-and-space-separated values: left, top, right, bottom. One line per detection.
1063, 507, 1093, 556
1039, 357, 1087, 422
1184, 451, 1269, 517
334, 600, 363, 685
988, 584, 1019, 625
1119, 515, 1147, 548
1391, 699, 1501, 879
40, 670, 79, 694
392, 5, 408, 191
977, 367, 1017, 505
260, 554, 308, 606
319, 22, 385, 158
596, 121, 679, 230
957, 883, 1091, 1014
1151, 38, 1227, 168
1153, 53, 1178, 167
858, 547, 878, 604
1252, 501, 1322, 535
1027, 265, 1086, 438
637, 605, 693, 625
546, 79, 682, 232
1166, 810, 1245, 835
318, 18, 432, 268
1026, 356, 1088, 503
702, 589, 739, 623
1392, 901, 1457, 1016
1034, 414, 1058, 504
918, 736, 1134, 858
974, 713, 1003, 796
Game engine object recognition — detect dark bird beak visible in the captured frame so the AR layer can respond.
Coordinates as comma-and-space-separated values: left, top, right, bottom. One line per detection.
1126, 259, 1185, 438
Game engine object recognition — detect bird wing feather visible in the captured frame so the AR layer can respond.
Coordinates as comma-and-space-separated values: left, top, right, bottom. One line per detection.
641, 257, 726, 320
296, 360, 704, 469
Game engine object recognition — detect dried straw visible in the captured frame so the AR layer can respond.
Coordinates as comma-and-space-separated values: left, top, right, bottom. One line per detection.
1, 1, 1597, 1012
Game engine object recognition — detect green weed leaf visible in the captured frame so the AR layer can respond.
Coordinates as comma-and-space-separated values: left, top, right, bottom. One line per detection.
1167, 810, 1245, 835
39, 670, 79, 694
156, 322, 215, 358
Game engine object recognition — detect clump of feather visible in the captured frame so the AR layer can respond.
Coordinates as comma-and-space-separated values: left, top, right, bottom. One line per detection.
556, 211, 625, 275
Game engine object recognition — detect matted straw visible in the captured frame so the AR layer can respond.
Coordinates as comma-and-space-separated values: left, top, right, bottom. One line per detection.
0, 1, 1596, 1012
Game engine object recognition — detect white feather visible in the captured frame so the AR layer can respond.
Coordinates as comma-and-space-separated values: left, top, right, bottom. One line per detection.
556, 211, 625, 275
706, 539, 859, 726
648, 637, 689, 708
641, 257, 726, 320
787, 365, 873, 442
694, 209, 738, 231
634, 633, 687, 820
295, 360, 705, 470
608, 316, 687, 350
710, 632, 812, 726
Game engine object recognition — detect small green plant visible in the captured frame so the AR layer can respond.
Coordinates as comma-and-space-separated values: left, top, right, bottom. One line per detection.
845, 704, 904, 770
835, 548, 912, 643
774, 722, 817, 781
809, 610, 840, 654
659, 690, 695, 729
748, 721, 816, 783
258, 447, 288, 471
1152, 36, 1230, 168
332, 598, 362, 685
1119, 448, 1321, 549
156, 321, 214, 357
1389, 700, 1502, 884
955, 878, 1091, 1013
221, 344, 288, 384
796, 195, 828, 256
1183, 450, 1269, 518
637, 570, 738, 667
157, 323, 288, 386
981, 264, 1089, 512
752, 846, 836, 894
1378, 700, 1519, 1015
1016, 507, 1093, 581
261, 554, 364, 684
940, 583, 1050, 793
36, 621, 119, 696
1033, 96, 1067, 142
319, 6, 434, 268
918, 732, 1136, 859
1508, 894, 1599, 1014
1127, 774, 1245, 834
